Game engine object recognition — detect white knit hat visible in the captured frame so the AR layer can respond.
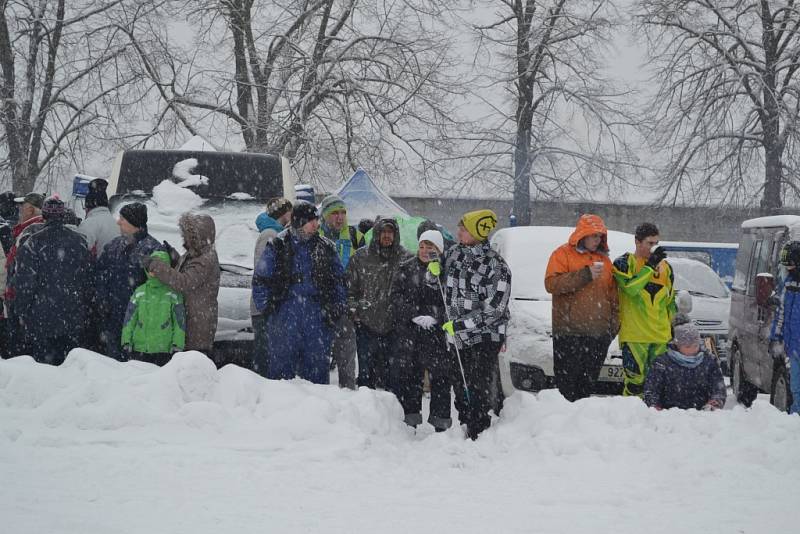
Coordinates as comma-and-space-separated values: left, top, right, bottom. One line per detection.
418, 229, 444, 254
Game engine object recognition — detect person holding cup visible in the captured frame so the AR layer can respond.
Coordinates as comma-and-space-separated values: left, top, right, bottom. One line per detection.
611, 222, 676, 397
545, 214, 619, 401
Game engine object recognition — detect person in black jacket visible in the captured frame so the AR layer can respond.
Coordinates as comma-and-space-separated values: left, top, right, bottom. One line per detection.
94, 202, 161, 361
390, 230, 453, 431
13, 197, 91, 365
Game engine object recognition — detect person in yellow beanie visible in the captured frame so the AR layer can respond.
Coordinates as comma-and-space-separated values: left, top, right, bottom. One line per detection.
459, 209, 498, 242
440, 208, 510, 439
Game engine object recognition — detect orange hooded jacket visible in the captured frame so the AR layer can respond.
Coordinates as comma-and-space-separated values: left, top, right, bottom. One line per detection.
544, 215, 619, 337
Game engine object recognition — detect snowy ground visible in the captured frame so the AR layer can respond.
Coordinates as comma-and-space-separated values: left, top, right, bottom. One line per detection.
1, 350, 798, 534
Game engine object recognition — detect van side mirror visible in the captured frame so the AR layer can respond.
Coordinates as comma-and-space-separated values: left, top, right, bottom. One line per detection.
755, 273, 775, 307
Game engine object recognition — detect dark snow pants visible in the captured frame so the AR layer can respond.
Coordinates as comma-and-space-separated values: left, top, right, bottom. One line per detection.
34, 334, 81, 366
552, 334, 613, 402
128, 351, 172, 367
251, 313, 269, 378
356, 325, 392, 390
391, 330, 454, 430
266, 295, 332, 384
453, 341, 503, 440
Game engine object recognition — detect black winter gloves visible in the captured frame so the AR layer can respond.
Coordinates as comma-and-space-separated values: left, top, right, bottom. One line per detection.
646, 245, 667, 269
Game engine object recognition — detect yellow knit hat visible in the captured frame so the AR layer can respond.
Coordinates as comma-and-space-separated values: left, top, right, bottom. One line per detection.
460, 209, 498, 241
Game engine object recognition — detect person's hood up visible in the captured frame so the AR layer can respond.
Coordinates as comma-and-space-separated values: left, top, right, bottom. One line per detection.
179, 213, 216, 256
369, 217, 402, 255
256, 212, 283, 233
145, 250, 171, 281
568, 214, 609, 253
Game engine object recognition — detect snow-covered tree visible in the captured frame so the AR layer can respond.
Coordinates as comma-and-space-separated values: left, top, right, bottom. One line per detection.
0, 0, 161, 193
638, 0, 800, 209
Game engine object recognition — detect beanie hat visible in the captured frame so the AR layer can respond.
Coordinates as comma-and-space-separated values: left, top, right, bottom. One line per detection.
267, 197, 292, 219
291, 201, 318, 228
460, 209, 498, 241
320, 195, 346, 219
85, 178, 109, 210
672, 322, 701, 349
119, 202, 148, 229
418, 229, 444, 254
41, 196, 66, 220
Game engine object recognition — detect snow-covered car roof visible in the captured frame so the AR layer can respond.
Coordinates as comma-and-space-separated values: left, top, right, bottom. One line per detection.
660, 240, 738, 249
490, 226, 635, 301
668, 257, 729, 298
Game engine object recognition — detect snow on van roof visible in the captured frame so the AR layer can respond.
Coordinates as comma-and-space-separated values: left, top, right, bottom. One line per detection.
741, 215, 800, 229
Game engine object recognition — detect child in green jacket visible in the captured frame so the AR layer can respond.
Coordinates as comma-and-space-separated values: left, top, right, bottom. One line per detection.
121, 250, 186, 366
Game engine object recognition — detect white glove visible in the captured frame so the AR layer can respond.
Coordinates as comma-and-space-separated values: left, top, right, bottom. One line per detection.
412, 315, 437, 329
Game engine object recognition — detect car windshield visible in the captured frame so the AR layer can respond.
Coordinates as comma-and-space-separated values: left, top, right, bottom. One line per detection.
110, 186, 263, 270
670, 258, 729, 298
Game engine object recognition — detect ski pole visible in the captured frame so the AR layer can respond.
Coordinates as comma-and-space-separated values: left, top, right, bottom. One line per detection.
429, 251, 471, 404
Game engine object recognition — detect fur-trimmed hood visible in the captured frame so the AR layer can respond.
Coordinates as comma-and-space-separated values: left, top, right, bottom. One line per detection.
179, 213, 216, 256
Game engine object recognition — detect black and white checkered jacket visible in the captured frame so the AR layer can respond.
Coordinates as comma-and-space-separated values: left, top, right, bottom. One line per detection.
444, 241, 511, 348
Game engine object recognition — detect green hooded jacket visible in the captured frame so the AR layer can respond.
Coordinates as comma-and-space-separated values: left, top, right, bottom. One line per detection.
121, 250, 186, 354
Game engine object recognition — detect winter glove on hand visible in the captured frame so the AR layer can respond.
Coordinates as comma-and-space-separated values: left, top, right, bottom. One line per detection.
702, 400, 723, 411
442, 320, 455, 336
163, 241, 180, 267
122, 344, 132, 353
646, 246, 667, 269
412, 315, 437, 329
427, 261, 441, 277
769, 340, 785, 360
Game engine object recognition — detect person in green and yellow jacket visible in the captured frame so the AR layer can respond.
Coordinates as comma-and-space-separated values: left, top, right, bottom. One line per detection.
121, 250, 186, 366
612, 222, 676, 397
318, 194, 365, 389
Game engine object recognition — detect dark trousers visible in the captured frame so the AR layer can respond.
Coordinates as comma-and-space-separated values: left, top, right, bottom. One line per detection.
100, 319, 126, 362
391, 333, 454, 430
34, 334, 80, 366
453, 341, 502, 440
251, 313, 269, 378
552, 334, 613, 402
356, 325, 392, 389
128, 351, 172, 366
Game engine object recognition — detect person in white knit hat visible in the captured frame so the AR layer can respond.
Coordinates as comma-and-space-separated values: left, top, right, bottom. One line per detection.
388, 229, 454, 431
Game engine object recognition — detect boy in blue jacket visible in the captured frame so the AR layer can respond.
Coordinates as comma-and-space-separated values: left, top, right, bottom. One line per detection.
769, 241, 800, 414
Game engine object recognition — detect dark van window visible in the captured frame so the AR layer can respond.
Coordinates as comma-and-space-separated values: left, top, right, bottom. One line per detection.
113, 150, 284, 201
746, 238, 772, 297
733, 233, 755, 292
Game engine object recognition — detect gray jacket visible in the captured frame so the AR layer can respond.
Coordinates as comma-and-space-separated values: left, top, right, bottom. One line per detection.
150, 214, 220, 352
250, 227, 280, 316
77, 207, 120, 257
346, 218, 410, 334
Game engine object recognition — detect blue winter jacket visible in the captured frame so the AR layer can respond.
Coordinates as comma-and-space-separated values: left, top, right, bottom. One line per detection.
13, 221, 91, 339
256, 212, 284, 234
95, 228, 161, 328
252, 230, 346, 325
643, 349, 727, 410
770, 270, 800, 352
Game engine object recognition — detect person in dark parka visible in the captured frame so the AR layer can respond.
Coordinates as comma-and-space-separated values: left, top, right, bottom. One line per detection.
252, 201, 346, 384
145, 213, 220, 358
94, 202, 161, 361
390, 230, 453, 431
643, 322, 727, 411
13, 197, 91, 365
347, 217, 410, 389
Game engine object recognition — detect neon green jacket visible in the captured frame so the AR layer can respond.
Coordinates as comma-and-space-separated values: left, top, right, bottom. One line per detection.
121, 251, 186, 354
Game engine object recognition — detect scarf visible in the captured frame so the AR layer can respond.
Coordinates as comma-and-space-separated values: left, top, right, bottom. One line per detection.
667, 348, 705, 369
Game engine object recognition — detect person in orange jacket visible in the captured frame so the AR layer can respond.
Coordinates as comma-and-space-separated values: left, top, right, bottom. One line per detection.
544, 214, 619, 401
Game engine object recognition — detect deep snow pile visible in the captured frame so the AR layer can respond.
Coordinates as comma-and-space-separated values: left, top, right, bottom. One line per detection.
1, 350, 798, 534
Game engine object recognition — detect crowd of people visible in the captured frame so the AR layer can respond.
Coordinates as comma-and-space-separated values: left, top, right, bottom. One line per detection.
0, 178, 220, 369
4, 177, 792, 440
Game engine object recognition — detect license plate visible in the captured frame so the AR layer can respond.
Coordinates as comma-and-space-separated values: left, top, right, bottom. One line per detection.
598, 365, 624, 382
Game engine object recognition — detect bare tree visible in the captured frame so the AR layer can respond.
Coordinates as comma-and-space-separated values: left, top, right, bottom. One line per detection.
0, 0, 161, 193
638, 0, 800, 209
460, 0, 634, 225
132, 0, 458, 187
